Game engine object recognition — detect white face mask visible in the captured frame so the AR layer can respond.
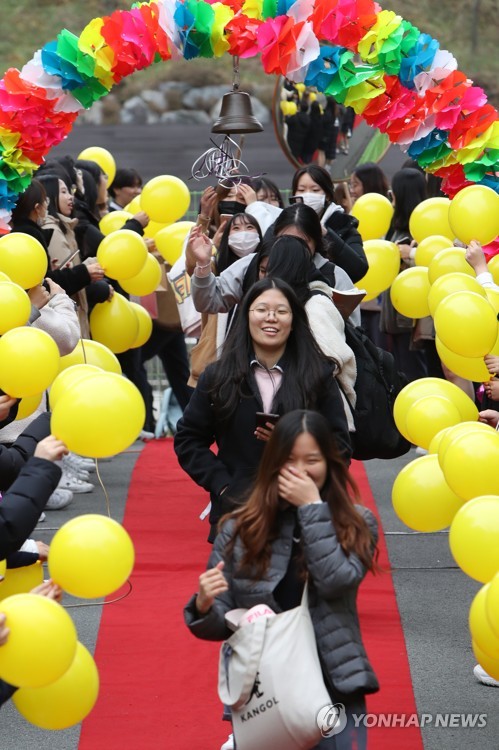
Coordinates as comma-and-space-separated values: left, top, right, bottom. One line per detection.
228, 231, 260, 258
297, 192, 326, 214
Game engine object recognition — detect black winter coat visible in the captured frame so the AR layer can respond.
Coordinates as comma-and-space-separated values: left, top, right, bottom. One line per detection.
0, 413, 51, 491
323, 211, 368, 284
174, 360, 351, 534
0, 456, 61, 559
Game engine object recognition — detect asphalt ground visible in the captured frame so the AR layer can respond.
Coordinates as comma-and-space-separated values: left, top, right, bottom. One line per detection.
1, 444, 498, 749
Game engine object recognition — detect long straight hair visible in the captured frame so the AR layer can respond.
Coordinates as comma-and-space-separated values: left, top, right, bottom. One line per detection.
225, 410, 378, 577
207, 278, 333, 424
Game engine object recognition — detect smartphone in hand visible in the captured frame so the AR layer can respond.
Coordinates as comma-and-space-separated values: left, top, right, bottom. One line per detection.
255, 412, 280, 429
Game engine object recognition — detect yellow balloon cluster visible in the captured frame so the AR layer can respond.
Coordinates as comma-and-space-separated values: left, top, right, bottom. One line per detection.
51, 371, 145, 458
49, 514, 135, 598
393, 377, 477, 450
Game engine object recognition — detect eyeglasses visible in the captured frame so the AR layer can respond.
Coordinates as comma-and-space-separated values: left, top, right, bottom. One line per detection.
249, 305, 292, 320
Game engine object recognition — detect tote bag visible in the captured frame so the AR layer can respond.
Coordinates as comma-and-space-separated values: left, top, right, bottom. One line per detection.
218, 586, 331, 750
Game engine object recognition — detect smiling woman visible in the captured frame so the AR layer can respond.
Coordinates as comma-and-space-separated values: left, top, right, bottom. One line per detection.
174, 276, 351, 542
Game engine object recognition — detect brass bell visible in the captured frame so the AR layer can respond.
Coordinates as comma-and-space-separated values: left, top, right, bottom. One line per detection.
211, 91, 264, 135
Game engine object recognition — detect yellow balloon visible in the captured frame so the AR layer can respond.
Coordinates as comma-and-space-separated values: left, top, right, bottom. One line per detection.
0, 271, 10, 281
15, 393, 43, 421
51, 373, 145, 458
90, 294, 139, 354
390, 266, 430, 318
443, 432, 499, 501
485, 287, 499, 314
434, 291, 498, 358
155, 221, 195, 266
13, 641, 99, 730
140, 175, 191, 224
449, 185, 499, 245
469, 585, 499, 658
0, 560, 5, 579
118, 253, 162, 296
49, 514, 135, 598
49, 364, 102, 409
409, 197, 453, 243
0, 594, 77, 688
405, 395, 461, 449
428, 247, 475, 284
428, 427, 452, 454
0, 562, 43, 600
78, 146, 116, 184
437, 421, 492, 470
435, 336, 492, 382
0, 282, 31, 334
427, 272, 486, 317
485, 572, 499, 639
0, 233, 48, 288
355, 239, 400, 302
124, 196, 143, 214
487, 255, 499, 286
143, 220, 170, 239
0, 327, 60, 398
472, 640, 499, 681
97, 229, 147, 280
99, 210, 133, 236
414, 236, 454, 267
350, 193, 394, 241
129, 302, 153, 348
450, 496, 499, 582
392, 454, 464, 531
60, 339, 122, 375
394, 377, 478, 434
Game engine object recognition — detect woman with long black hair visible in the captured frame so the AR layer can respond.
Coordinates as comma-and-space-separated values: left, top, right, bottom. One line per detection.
174, 278, 351, 542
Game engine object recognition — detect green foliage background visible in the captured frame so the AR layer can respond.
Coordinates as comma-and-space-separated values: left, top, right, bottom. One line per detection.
0, 0, 497, 104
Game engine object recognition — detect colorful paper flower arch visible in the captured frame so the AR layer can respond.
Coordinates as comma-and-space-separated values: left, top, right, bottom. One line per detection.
0, 0, 498, 231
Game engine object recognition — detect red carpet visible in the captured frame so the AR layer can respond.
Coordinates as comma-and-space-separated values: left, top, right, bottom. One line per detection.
79, 441, 422, 750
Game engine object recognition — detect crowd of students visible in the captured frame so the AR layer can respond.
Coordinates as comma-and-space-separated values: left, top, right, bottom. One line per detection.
1, 149, 498, 747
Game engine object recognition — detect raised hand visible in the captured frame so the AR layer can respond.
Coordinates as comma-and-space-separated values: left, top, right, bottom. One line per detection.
196, 561, 228, 614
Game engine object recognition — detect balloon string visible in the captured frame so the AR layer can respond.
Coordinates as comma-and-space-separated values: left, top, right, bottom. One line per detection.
62, 579, 133, 609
